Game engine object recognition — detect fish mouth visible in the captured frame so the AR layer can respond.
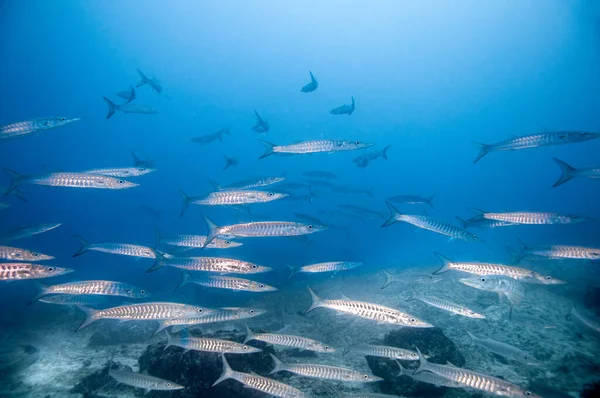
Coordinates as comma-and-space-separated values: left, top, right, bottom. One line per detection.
458, 278, 479, 288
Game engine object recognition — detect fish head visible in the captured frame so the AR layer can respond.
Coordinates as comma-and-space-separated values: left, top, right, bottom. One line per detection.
552, 214, 589, 224
100, 177, 139, 189
35, 222, 62, 234
339, 140, 373, 150
127, 286, 151, 298
251, 282, 277, 292
16, 250, 54, 261
267, 176, 285, 185
237, 307, 267, 319
465, 309, 486, 319
33, 264, 74, 278
404, 315, 434, 328
587, 249, 600, 260
356, 373, 384, 383
182, 306, 212, 318
44, 117, 81, 129
156, 380, 185, 391
240, 344, 262, 354
570, 131, 600, 142
299, 223, 327, 235
534, 273, 566, 285
459, 276, 489, 290
308, 341, 336, 353
134, 167, 157, 176
262, 191, 288, 201
213, 238, 243, 249
462, 230, 484, 243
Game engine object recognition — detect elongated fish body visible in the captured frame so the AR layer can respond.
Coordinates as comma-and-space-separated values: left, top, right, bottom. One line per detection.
39, 294, 109, 306
570, 307, 600, 334
458, 217, 515, 229
191, 128, 230, 145
116, 85, 136, 103
212, 176, 285, 191
306, 287, 433, 327
459, 275, 526, 307
153, 307, 267, 336
191, 190, 287, 205
73, 239, 155, 259
136, 69, 163, 93
109, 369, 183, 391
406, 289, 485, 319
84, 167, 157, 178
414, 348, 540, 397
201, 215, 326, 248
466, 332, 537, 364
0, 246, 53, 261
522, 245, 600, 261
269, 354, 381, 382
165, 331, 261, 354
387, 195, 435, 208
0, 117, 80, 139
32, 280, 148, 301
349, 343, 420, 361
294, 261, 362, 274
76, 302, 210, 331
433, 253, 564, 285
472, 211, 585, 225
259, 139, 372, 158
177, 273, 277, 292
213, 355, 308, 398
29, 172, 137, 189
0, 223, 62, 242
396, 361, 465, 388
473, 131, 600, 163
381, 270, 443, 289
150, 255, 271, 274
552, 158, 600, 187
0, 263, 72, 281
330, 96, 356, 115
244, 324, 333, 353
382, 203, 480, 242
300, 71, 318, 93
160, 234, 242, 249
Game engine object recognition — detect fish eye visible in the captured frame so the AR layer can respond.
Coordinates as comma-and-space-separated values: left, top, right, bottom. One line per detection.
591, 252, 599, 257
545, 276, 552, 280
473, 235, 478, 239
242, 346, 249, 350
33, 252, 40, 257
42, 224, 48, 227
412, 353, 418, 357
117, 180, 125, 184
363, 374, 369, 379
138, 168, 145, 172
410, 318, 416, 323
267, 192, 274, 197
307, 225, 313, 229
197, 308, 203, 313
166, 383, 172, 387
225, 241, 232, 245
249, 309, 255, 314
525, 392, 532, 397
140, 289, 146, 294
480, 277, 486, 282
259, 284, 265, 288
60, 117, 66, 121
48, 267, 55, 272
355, 141, 361, 145
252, 264, 257, 269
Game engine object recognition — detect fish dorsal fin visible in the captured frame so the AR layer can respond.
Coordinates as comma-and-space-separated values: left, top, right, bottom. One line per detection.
340, 293, 351, 301
446, 361, 458, 367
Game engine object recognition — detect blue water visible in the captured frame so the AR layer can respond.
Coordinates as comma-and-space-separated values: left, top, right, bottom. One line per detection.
1, 1, 600, 397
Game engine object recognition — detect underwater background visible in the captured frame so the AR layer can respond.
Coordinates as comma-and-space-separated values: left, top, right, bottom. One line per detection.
1, 1, 600, 397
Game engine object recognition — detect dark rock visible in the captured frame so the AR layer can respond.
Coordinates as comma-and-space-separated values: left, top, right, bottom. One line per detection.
581, 381, 600, 398
83, 359, 92, 367
366, 327, 466, 398
69, 360, 127, 397
87, 322, 157, 346
583, 285, 600, 316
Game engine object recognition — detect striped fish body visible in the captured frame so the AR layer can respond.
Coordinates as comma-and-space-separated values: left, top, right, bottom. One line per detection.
396, 214, 478, 241
166, 335, 260, 354
246, 327, 332, 352
30, 173, 137, 189
0, 223, 62, 241
232, 371, 307, 397
299, 261, 362, 273
161, 235, 242, 249
0, 117, 80, 139
273, 362, 381, 382
467, 332, 536, 363
411, 294, 485, 319
0, 246, 53, 261
154, 307, 266, 336
272, 140, 370, 154
350, 344, 420, 360
460, 276, 526, 306
93, 302, 208, 321
406, 369, 465, 388
528, 245, 600, 260
109, 369, 183, 391
219, 221, 324, 238
39, 294, 108, 306
491, 131, 599, 151
217, 177, 285, 190
480, 211, 582, 225
192, 190, 287, 205
440, 260, 537, 282
85, 167, 156, 177
85, 243, 155, 258
184, 275, 277, 292
162, 256, 270, 274
0, 263, 72, 280
37, 280, 147, 298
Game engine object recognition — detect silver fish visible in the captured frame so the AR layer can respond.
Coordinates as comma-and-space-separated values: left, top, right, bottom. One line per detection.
473, 131, 600, 163
387, 194, 435, 208
406, 287, 485, 319
191, 128, 230, 145
348, 343, 421, 361
72, 236, 154, 259
269, 354, 382, 382
459, 275, 526, 307
159, 234, 242, 249
209, 176, 285, 191
300, 71, 318, 93
103, 97, 157, 119
396, 361, 466, 388
31, 280, 149, 302
0, 263, 73, 281
330, 96, 356, 115
4, 170, 138, 192
0, 117, 80, 139
289, 261, 362, 277
466, 332, 538, 364
0, 223, 61, 242
201, 215, 326, 248
468, 209, 587, 225
153, 307, 267, 336
76, 302, 210, 331
136, 69, 163, 93
84, 167, 157, 178
380, 269, 443, 289
175, 272, 277, 293
414, 347, 541, 397
569, 307, 600, 334
180, 189, 287, 216
213, 354, 308, 398
244, 324, 334, 353
0, 246, 54, 261
382, 203, 481, 242
306, 287, 433, 328
109, 369, 183, 392
165, 330, 261, 354
116, 85, 136, 103
252, 110, 270, 133
434, 253, 564, 285
456, 216, 515, 229
259, 138, 372, 159
39, 294, 109, 306
552, 158, 600, 187
148, 254, 271, 274
510, 239, 600, 263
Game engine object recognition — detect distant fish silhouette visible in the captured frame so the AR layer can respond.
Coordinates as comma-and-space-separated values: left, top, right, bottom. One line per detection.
116, 86, 136, 103
330, 96, 355, 115
223, 155, 238, 171
251, 110, 270, 133
301, 71, 318, 93
136, 69, 163, 93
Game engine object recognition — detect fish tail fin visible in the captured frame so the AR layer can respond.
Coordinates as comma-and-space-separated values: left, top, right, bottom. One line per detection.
468, 207, 486, 216
146, 249, 165, 273
223, 155, 237, 170
164, 330, 173, 350
208, 179, 221, 191
366, 187, 375, 198
552, 158, 576, 187
305, 286, 323, 313
309, 71, 316, 83
131, 152, 142, 166
243, 323, 255, 344
426, 195, 436, 209
349, 96, 355, 114
506, 245, 519, 265
511, 238, 528, 264
258, 140, 276, 159
75, 306, 99, 331
285, 264, 297, 279
102, 96, 117, 119
381, 145, 392, 160
136, 69, 149, 87
405, 285, 418, 301
381, 269, 394, 289
152, 321, 168, 337
394, 359, 405, 378
174, 271, 190, 292
13, 188, 28, 202
212, 354, 234, 386
178, 189, 193, 218
268, 353, 284, 374
455, 217, 468, 229
381, 201, 401, 227
433, 252, 452, 274
466, 331, 476, 346
413, 347, 430, 374
27, 282, 50, 305
472, 142, 493, 163
3, 169, 26, 196
72, 235, 90, 258
201, 214, 220, 248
